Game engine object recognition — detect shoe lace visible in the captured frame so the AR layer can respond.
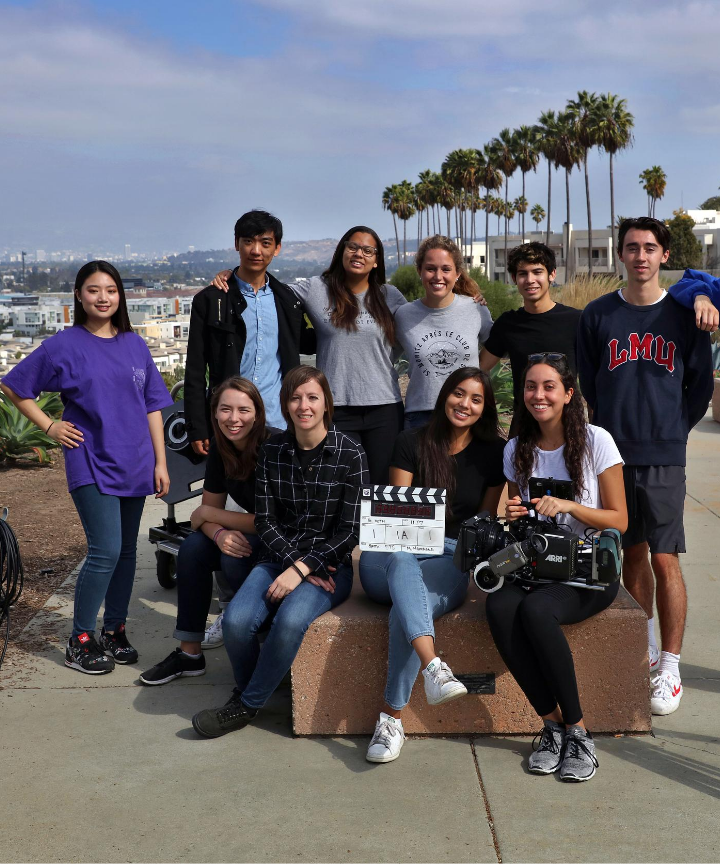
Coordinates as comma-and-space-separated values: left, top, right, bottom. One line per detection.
216, 689, 246, 723
433, 662, 456, 686
371, 718, 401, 749
532, 725, 562, 756
206, 615, 223, 637
563, 733, 598, 768
651, 673, 676, 699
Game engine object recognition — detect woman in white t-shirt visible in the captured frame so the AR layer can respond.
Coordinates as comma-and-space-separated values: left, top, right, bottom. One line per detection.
486, 353, 627, 783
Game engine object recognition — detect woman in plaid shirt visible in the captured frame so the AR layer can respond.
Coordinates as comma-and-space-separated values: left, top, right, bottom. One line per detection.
191, 366, 369, 738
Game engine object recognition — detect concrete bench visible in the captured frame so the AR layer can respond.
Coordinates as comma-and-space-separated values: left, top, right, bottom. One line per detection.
291, 576, 651, 736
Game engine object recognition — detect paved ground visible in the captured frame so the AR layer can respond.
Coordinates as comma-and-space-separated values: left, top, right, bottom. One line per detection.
2, 412, 719, 863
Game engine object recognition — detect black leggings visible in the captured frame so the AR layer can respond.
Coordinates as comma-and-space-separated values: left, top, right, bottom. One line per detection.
485, 580, 619, 725
333, 402, 404, 485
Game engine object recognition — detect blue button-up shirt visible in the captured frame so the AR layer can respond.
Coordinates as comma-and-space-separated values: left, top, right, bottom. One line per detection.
233, 273, 285, 429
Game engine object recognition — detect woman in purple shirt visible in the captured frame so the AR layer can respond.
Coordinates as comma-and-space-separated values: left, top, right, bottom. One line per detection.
1, 261, 172, 675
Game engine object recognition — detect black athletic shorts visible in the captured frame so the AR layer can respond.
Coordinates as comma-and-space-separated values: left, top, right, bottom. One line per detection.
622, 465, 686, 553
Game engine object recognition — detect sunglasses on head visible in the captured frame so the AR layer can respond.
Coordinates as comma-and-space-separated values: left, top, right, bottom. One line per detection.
528, 352, 567, 363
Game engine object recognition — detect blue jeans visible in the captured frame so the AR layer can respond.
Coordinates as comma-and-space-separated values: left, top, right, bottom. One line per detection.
404, 410, 433, 430
359, 539, 468, 710
70, 484, 145, 637
174, 530, 261, 642
222, 561, 353, 710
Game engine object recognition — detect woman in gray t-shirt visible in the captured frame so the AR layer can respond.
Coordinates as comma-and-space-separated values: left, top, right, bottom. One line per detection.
394, 236, 493, 429
214, 226, 406, 484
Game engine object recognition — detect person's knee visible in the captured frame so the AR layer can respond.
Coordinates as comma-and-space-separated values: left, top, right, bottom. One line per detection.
519, 594, 559, 632
87, 536, 122, 570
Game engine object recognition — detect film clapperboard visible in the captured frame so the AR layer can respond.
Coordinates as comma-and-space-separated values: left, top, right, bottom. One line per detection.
359, 485, 446, 555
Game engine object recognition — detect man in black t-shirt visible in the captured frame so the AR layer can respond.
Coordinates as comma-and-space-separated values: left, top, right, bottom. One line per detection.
480, 242, 582, 431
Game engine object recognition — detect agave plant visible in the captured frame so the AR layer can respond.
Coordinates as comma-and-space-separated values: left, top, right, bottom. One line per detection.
0, 391, 63, 464
489, 360, 515, 424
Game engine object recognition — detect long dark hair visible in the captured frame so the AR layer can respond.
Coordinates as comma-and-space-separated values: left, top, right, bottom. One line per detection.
73, 261, 132, 332
415, 367, 501, 512
512, 356, 588, 498
209, 377, 268, 481
321, 226, 395, 344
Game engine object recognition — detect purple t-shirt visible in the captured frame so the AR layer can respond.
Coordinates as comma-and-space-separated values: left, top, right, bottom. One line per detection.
2, 327, 173, 496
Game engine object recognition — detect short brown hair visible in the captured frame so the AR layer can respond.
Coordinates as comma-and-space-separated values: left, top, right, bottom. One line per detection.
507, 242, 556, 278
280, 366, 334, 432
617, 217, 671, 254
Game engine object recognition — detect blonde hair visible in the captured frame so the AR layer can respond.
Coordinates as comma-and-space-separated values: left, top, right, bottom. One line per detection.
415, 235, 479, 297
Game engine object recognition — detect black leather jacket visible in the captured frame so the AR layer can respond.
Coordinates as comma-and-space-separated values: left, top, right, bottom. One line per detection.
184, 271, 313, 441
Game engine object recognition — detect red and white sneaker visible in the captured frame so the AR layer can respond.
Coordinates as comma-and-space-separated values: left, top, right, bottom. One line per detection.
649, 644, 660, 673
651, 671, 683, 715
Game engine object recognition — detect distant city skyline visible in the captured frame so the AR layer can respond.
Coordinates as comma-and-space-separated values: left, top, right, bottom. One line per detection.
1, 0, 719, 254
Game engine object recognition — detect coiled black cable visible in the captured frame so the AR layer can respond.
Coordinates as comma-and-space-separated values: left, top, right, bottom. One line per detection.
0, 509, 24, 670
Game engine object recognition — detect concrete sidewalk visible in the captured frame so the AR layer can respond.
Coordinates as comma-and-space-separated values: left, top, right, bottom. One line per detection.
2, 413, 719, 863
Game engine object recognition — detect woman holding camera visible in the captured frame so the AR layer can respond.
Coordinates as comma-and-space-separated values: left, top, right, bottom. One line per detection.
359, 367, 505, 763
486, 354, 627, 782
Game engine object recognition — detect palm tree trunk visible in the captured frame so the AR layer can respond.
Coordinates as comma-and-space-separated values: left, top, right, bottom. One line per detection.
546, 160, 552, 245
609, 152, 619, 277
521, 171, 526, 242
584, 154, 593, 278
446, 208, 451, 238
565, 168, 573, 282
403, 219, 407, 266
426, 207, 430, 237
392, 214, 400, 266
503, 176, 509, 283
484, 194, 490, 280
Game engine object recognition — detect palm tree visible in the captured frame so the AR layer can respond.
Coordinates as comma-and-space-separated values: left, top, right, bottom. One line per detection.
566, 90, 602, 276
640, 166, 667, 218
595, 94, 635, 276
479, 147, 503, 277
392, 180, 416, 266
414, 185, 426, 248
489, 129, 518, 282
505, 201, 517, 238
531, 203, 546, 229
436, 177, 456, 239
554, 111, 584, 280
382, 185, 401, 265
417, 170, 435, 237
514, 196, 528, 236
536, 109, 561, 245
512, 125, 540, 241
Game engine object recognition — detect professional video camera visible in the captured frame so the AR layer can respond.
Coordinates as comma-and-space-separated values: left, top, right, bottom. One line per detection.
453, 477, 621, 593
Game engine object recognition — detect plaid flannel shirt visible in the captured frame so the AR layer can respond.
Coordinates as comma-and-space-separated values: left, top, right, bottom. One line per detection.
255, 426, 369, 574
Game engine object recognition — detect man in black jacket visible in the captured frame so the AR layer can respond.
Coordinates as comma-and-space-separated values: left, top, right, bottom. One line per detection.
185, 210, 310, 455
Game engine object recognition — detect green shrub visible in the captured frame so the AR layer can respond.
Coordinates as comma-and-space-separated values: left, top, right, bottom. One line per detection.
489, 361, 514, 420
390, 265, 424, 301
469, 268, 522, 321
0, 391, 63, 464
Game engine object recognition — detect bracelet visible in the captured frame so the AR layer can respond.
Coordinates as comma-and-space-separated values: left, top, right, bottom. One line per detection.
290, 562, 307, 582
212, 528, 226, 545
45, 420, 55, 435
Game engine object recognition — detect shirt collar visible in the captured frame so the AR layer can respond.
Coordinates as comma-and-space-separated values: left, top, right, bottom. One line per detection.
232, 269, 270, 296
280, 426, 338, 454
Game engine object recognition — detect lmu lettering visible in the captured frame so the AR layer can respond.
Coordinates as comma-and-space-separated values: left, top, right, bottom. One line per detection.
608, 332, 676, 373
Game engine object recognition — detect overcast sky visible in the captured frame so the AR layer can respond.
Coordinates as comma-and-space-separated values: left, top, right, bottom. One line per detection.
1, 0, 718, 255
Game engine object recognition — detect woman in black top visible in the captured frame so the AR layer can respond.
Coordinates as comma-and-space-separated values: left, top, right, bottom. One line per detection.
140, 377, 271, 685
359, 367, 506, 763
190, 365, 369, 738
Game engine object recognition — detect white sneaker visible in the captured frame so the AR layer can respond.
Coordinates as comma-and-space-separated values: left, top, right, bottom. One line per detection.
201, 613, 224, 650
422, 659, 468, 706
366, 713, 405, 763
649, 644, 660, 673
651, 671, 683, 715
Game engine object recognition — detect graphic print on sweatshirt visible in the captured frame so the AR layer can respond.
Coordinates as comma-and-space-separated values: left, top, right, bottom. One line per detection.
607, 332, 677, 373
413, 328, 471, 378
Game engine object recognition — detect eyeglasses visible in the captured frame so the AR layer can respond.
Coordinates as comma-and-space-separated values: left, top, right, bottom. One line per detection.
345, 241, 377, 258
528, 352, 567, 363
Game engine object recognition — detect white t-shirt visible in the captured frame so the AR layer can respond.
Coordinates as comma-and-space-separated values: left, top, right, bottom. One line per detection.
503, 425, 623, 536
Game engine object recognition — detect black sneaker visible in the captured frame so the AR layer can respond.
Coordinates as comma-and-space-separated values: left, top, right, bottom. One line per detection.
65, 632, 115, 674
100, 624, 139, 665
192, 689, 257, 738
139, 648, 206, 685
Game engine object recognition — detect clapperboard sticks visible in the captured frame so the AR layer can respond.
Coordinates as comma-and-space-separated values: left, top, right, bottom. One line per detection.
369, 486, 446, 505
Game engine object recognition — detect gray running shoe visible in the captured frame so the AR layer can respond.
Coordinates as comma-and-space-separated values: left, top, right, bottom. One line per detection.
528, 720, 565, 774
559, 726, 598, 782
